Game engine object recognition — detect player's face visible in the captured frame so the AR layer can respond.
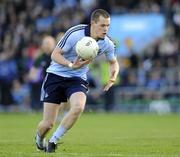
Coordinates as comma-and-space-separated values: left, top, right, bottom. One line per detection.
92, 16, 110, 39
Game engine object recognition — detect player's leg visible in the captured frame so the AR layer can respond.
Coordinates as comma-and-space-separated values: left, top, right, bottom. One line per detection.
61, 92, 86, 128
57, 102, 70, 122
46, 92, 86, 152
35, 102, 60, 150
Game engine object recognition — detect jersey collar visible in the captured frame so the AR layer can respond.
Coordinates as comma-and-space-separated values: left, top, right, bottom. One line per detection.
85, 25, 91, 36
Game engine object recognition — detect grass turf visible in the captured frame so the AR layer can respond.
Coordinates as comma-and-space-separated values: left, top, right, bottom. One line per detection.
0, 112, 180, 157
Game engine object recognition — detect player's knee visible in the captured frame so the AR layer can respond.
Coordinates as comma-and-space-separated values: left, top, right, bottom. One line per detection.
72, 104, 85, 115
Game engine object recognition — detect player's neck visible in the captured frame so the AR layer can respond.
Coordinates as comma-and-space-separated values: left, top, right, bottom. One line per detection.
90, 27, 98, 41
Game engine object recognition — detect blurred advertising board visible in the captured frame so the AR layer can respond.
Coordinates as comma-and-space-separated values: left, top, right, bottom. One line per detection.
109, 14, 166, 56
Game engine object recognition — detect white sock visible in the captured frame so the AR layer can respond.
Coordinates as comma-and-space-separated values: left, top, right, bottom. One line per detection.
36, 132, 42, 140
36, 132, 44, 146
49, 126, 67, 144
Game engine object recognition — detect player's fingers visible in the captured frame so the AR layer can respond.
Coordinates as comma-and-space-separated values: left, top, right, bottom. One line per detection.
103, 85, 110, 91
103, 82, 114, 91
81, 59, 91, 65
103, 84, 110, 91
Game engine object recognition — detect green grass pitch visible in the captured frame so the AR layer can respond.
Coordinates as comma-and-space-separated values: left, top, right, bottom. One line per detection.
0, 112, 180, 157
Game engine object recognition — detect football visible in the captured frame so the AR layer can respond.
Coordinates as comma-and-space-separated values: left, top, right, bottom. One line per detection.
75, 36, 99, 60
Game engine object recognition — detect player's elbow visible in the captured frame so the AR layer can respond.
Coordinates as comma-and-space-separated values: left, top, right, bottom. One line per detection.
51, 49, 56, 61
51, 47, 63, 62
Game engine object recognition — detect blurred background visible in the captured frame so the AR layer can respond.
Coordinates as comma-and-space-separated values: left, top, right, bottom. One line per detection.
0, 0, 179, 114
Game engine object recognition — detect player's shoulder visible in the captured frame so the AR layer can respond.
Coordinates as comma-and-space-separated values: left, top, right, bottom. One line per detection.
63, 24, 87, 40
67, 24, 87, 34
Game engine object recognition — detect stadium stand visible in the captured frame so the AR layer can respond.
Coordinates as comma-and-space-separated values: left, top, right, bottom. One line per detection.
0, 0, 179, 112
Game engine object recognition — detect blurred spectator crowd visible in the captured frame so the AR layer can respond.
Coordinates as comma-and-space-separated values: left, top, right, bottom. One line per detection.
0, 0, 180, 112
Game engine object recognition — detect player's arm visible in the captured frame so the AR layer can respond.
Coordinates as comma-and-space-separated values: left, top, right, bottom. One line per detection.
51, 47, 72, 67
109, 58, 119, 82
103, 58, 119, 91
51, 47, 91, 69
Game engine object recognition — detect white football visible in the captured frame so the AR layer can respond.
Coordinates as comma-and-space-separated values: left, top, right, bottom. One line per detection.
75, 37, 99, 60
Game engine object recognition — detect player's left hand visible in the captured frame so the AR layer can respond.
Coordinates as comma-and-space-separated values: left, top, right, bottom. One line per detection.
103, 79, 115, 91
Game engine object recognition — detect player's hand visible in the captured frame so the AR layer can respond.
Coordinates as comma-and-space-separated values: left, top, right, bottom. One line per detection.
103, 79, 115, 91
72, 57, 92, 69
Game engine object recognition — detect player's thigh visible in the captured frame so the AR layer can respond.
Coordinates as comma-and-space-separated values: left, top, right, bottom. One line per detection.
43, 102, 61, 124
69, 92, 87, 110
